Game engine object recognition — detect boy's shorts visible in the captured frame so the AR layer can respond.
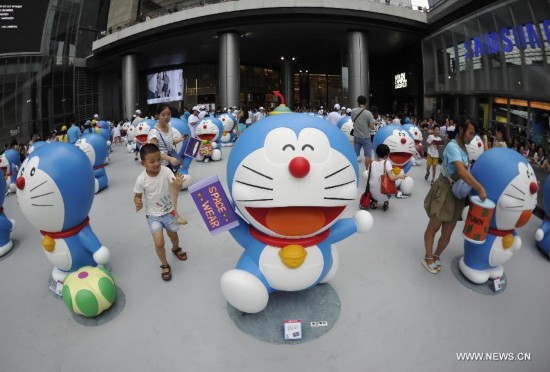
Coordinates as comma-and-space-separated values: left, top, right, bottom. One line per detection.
146, 211, 180, 234
426, 154, 439, 166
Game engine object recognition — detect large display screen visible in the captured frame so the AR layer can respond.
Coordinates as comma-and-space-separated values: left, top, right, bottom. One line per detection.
0, 0, 50, 55
146, 69, 184, 105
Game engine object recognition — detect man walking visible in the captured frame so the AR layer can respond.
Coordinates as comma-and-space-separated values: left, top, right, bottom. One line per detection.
350, 95, 375, 169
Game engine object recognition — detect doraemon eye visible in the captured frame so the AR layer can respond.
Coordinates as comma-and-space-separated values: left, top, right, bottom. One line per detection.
282, 144, 295, 151
296, 128, 329, 163
30, 167, 36, 176
265, 128, 299, 164
302, 144, 314, 151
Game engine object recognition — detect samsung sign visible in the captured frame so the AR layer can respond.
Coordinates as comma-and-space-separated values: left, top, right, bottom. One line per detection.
395, 73, 407, 89
463, 19, 550, 59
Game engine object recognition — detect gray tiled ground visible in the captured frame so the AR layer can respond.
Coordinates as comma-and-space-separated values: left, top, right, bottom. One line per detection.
1, 145, 549, 372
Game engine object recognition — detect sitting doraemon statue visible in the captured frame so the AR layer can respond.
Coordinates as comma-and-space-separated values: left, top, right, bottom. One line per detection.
15, 143, 111, 282
219, 113, 237, 146
195, 117, 223, 162
0, 178, 15, 256
465, 134, 485, 165
401, 123, 423, 166
535, 177, 550, 259
337, 116, 354, 143
1, 149, 21, 194
372, 125, 415, 194
76, 133, 109, 193
460, 148, 538, 284
220, 113, 374, 313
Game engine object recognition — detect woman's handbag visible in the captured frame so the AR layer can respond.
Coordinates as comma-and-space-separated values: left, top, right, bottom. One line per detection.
155, 128, 184, 171
380, 160, 398, 195
359, 164, 372, 209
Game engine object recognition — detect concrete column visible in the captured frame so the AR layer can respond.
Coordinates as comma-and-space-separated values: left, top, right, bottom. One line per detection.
347, 31, 369, 107
281, 59, 294, 109
219, 32, 240, 109
121, 54, 138, 121
466, 95, 479, 124
299, 71, 310, 108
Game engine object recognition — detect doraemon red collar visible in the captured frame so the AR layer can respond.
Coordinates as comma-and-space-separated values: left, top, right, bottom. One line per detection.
488, 227, 514, 237
249, 225, 330, 247
40, 217, 90, 239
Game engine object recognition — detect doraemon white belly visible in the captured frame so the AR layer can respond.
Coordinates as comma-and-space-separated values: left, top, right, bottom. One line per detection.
44, 239, 72, 271
260, 245, 325, 290
488, 237, 514, 267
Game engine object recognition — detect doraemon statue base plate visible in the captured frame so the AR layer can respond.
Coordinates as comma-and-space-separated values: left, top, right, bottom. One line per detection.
221, 113, 373, 313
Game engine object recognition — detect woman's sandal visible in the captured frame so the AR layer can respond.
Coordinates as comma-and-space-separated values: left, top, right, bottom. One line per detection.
382, 201, 389, 211
172, 247, 188, 261
370, 200, 378, 209
160, 264, 172, 281
421, 257, 438, 274
433, 255, 442, 272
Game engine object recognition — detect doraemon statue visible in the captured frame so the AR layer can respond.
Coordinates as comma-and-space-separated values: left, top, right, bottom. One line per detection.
372, 125, 415, 194
337, 116, 354, 143
172, 118, 194, 190
0, 178, 15, 256
195, 117, 223, 162
27, 141, 46, 156
219, 113, 237, 146
76, 133, 109, 193
15, 143, 111, 282
1, 149, 21, 194
221, 113, 374, 313
133, 120, 151, 160
126, 125, 136, 153
465, 134, 485, 164
535, 177, 550, 258
401, 123, 423, 165
460, 148, 538, 284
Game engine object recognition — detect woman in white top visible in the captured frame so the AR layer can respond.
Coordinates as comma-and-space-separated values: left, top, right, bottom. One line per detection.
148, 104, 187, 225
369, 144, 406, 211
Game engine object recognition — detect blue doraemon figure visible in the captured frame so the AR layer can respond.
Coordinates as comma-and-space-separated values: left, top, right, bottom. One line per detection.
219, 113, 237, 146
0, 178, 15, 256
1, 149, 21, 194
372, 125, 415, 194
535, 177, 550, 258
171, 117, 194, 190
195, 117, 224, 162
460, 148, 538, 284
337, 116, 354, 143
221, 113, 374, 313
76, 133, 109, 193
15, 142, 111, 282
401, 123, 423, 165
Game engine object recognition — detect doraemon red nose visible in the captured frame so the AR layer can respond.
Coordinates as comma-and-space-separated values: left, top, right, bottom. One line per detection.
400, 137, 407, 144
16, 176, 25, 190
530, 182, 538, 194
289, 156, 310, 178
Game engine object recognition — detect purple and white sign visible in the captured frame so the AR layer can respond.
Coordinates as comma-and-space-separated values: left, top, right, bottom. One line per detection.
188, 175, 239, 236
184, 137, 202, 158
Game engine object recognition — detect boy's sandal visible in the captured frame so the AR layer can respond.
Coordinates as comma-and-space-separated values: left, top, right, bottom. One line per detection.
370, 200, 378, 209
433, 255, 442, 272
382, 201, 389, 211
421, 257, 438, 274
172, 247, 188, 261
160, 264, 172, 281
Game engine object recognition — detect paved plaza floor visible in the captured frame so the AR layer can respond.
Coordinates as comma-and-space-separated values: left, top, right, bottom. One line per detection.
1, 144, 549, 372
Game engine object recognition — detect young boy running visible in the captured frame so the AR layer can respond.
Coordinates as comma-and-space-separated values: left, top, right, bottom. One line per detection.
425, 124, 444, 186
134, 143, 187, 281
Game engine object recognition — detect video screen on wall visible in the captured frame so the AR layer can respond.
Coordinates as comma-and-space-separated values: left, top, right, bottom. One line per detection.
146, 69, 184, 105
0, 0, 50, 55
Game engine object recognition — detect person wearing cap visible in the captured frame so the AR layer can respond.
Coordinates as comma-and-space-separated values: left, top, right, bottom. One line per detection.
351, 95, 375, 169
345, 108, 352, 116
327, 104, 342, 125
188, 106, 200, 138
132, 109, 145, 127
253, 107, 266, 123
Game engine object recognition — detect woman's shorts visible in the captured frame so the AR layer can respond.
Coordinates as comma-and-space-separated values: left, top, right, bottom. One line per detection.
146, 211, 180, 234
426, 154, 439, 167
424, 175, 465, 222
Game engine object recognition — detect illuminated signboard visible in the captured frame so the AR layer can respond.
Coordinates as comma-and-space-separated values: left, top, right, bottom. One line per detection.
0, 1, 50, 55
395, 73, 407, 89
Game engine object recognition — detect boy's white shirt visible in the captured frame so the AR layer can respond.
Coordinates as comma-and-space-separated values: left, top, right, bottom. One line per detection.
134, 166, 175, 217
427, 134, 442, 158
369, 159, 393, 201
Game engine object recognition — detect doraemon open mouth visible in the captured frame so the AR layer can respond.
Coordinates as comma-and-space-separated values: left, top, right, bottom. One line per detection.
198, 134, 216, 141
135, 134, 148, 144
414, 140, 421, 145
1, 166, 8, 177
245, 206, 345, 236
389, 152, 412, 167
